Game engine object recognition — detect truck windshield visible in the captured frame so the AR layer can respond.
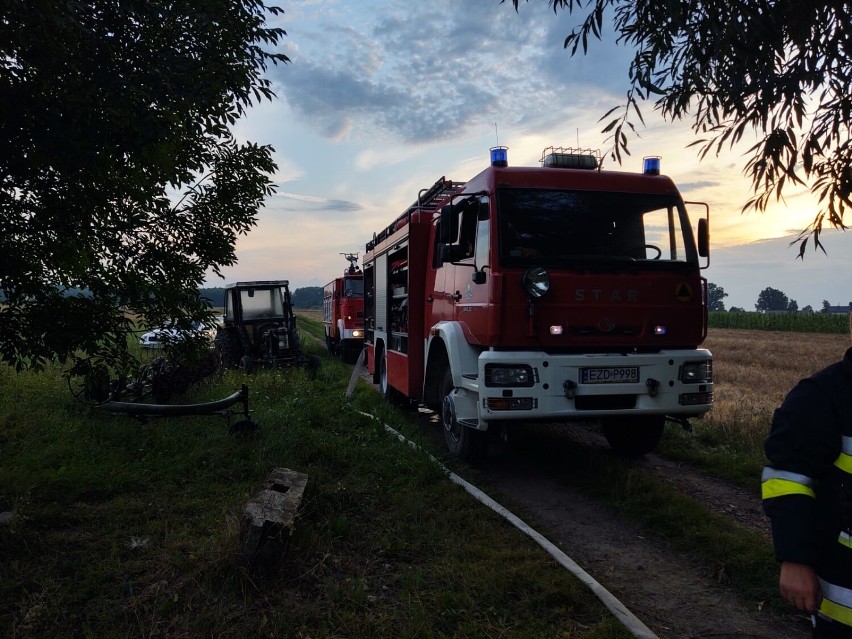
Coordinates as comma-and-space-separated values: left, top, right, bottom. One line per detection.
497, 188, 697, 267
344, 278, 364, 297
240, 288, 285, 319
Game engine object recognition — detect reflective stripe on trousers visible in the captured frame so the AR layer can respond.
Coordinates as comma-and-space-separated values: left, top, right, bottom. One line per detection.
820, 579, 852, 627
761, 467, 817, 499
834, 436, 852, 474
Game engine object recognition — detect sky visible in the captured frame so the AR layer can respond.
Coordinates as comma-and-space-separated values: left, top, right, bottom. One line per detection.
214, 0, 852, 312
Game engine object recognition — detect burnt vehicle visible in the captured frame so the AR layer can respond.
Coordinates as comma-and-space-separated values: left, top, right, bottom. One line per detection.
139, 320, 215, 350
215, 280, 319, 376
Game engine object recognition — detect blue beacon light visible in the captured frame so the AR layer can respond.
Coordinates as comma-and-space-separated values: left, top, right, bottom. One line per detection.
643, 156, 661, 175
490, 146, 509, 167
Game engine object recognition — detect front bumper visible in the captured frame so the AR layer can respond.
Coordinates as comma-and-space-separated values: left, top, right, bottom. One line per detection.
454, 349, 713, 426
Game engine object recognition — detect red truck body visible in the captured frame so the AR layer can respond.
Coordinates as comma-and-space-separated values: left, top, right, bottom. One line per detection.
323, 255, 365, 362
363, 148, 713, 458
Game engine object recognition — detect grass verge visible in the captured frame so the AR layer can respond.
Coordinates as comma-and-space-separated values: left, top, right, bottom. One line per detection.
0, 330, 631, 638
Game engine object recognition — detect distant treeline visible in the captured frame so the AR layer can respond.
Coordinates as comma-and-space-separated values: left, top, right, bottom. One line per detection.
199, 288, 225, 306
0, 285, 323, 309
709, 310, 850, 334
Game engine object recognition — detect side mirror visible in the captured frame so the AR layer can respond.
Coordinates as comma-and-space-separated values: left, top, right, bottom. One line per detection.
697, 218, 709, 258
472, 270, 486, 285
434, 242, 448, 267
478, 197, 490, 220
439, 204, 458, 244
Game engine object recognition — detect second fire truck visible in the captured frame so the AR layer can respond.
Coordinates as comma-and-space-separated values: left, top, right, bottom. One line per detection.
323, 253, 365, 362
362, 146, 713, 460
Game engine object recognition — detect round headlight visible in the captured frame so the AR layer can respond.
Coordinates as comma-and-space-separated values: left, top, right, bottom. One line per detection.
522, 266, 550, 298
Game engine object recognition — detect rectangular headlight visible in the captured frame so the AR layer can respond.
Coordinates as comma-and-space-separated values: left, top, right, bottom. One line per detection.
679, 361, 712, 384
484, 364, 535, 387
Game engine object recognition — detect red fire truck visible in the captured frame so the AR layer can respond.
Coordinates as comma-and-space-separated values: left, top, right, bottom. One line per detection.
323, 253, 365, 362
362, 146, 713, 460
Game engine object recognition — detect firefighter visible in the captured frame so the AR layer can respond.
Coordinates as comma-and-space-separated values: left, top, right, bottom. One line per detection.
762, 346, 852, 638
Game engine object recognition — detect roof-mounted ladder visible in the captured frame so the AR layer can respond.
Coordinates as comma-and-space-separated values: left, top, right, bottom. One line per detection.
367, 177, 465, 251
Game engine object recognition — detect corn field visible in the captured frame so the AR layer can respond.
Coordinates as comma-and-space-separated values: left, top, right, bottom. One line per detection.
709, 311, 850, 334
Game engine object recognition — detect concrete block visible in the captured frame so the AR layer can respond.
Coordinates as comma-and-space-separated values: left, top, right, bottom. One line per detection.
241, 467, 308, 573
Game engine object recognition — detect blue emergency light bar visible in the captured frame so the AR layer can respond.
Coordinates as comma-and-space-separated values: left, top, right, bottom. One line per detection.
643, 156, 661, 175
490, 146, 508, 167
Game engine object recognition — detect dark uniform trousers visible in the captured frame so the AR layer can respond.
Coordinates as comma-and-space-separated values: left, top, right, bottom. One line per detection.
762, 347, 852, 638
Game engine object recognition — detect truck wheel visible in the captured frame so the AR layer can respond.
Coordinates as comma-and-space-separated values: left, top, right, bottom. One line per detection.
215, 329, 241, 369
379, 348, 395, 401
440, 368, 487, 461
601, 415, 665, 456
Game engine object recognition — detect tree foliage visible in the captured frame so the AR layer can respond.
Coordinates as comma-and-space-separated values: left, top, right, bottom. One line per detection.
0, 1, 288, 375
508, 0, 852, 253
707, 282, 727, 312
755, 287, 797, 313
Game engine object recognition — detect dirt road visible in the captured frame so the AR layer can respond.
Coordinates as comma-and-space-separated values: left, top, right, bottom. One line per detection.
410, 408, 811, 639
476, 432, 808, 638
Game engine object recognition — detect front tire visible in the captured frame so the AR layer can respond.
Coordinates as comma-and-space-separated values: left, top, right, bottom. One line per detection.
601, 415, 665, 456
215, 328, 241, 369
440, 368, 487, 461
378, 348, 395, 401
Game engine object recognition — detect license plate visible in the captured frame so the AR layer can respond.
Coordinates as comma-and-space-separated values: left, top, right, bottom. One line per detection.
581, 366, 639, 384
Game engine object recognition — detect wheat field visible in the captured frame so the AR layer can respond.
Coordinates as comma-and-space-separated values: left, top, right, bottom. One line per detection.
702, 328, 850, 447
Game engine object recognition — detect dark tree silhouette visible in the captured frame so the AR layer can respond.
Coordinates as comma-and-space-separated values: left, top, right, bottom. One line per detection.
0, 2, 289, 376
707, 283, 728, 312
755, 287, 797, 312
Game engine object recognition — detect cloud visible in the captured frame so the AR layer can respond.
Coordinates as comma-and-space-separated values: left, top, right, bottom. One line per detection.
270, 191, 363, 214
678, 180, 720, 192
271, 1, 634, 144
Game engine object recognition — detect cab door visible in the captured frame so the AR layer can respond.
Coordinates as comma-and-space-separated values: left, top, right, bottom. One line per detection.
451, 196, 490, 342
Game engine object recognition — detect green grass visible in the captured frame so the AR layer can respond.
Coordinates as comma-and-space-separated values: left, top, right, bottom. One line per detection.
0, 325, 632, 638
655, 417, 767, 490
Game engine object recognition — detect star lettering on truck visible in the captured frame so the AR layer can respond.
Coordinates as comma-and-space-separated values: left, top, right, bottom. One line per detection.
574, 289, 638, 302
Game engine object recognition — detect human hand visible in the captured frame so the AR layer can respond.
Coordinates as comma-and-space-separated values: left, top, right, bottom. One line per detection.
779, 562, 822, 612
